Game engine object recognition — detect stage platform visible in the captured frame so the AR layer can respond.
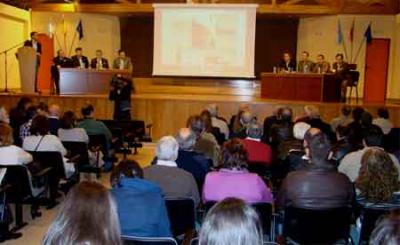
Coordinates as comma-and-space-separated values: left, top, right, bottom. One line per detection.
0, 77, 399, 140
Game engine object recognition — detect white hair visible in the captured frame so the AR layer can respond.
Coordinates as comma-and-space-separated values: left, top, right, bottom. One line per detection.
206, 104, 218, 117
156, 136, 179, 161
293, 122, 311, 140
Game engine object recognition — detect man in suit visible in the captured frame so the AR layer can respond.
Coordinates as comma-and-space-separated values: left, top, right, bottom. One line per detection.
71, 47, 89, 69
332, 53, 350, 102
313, 54, 331, 73
278, 52, 296, 72
52, 50, 72, 94
30, 32, 41, 93
91, 49, 109, 69
113, 50, 132, 72
297, 51, 315, 73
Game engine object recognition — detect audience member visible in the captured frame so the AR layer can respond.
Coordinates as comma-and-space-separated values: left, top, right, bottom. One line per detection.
206, 103, 229, 140
373, 107, 393, 135
200, 110, 225, 145
231, 110, 254, 139
43, 181, 121, 245
262, 106, 283, 142
199, 198, 263, 245
78, 104, 112, 143
19, 106, 37, 142
175, 128, 211, 193
313, 54, 330, 73
369, 210, 400, 245
0, 107, 10, 124
277, 130, 354, 209
9, 97, 33, 145
277, 122, 310, 163
269, 107, 293, 148
144, 136, 200, 206
110, 160, 172, 238
241, 122, 272, 165
37, 102, 49, 117
187, 115, 220, 166
297, 51, 315, 73
203, 139, 273, 204
23, 115, 75, 178
347, 106, 364, 146
330, 106, 352, 133
48, 104, 61, 135
331, 125, 355, 163
298, 105, 332, 139
230, 103, 251, 135
339, 126, 400, 182
58, 111, 89, 143
0, 123, 32, 165
355, 148, 400, 208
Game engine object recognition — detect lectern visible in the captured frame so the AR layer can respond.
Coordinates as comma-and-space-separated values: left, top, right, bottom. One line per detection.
17, 47, 37, 93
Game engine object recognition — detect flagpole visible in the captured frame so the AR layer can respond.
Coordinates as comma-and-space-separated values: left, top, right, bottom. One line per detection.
53, 31, 63, 52
353, 37, 365, 64
342, 41, 349, 62
350, 18, 355, 63
68, 31, 77, 57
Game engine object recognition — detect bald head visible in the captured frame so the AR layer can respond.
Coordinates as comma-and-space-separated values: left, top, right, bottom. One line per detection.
239, 103, 250, 112
175, 128, 197, 150
48, 104, 60, 117
206, 104, 218, 117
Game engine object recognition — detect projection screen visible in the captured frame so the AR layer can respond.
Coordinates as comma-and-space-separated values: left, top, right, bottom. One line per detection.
153, 4, 258, 78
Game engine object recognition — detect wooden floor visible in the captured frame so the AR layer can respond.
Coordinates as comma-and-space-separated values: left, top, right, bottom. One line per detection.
1, 78, 399, 140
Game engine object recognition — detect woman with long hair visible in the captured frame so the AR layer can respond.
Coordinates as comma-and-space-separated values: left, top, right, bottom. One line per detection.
43, 181, 121, 245
199, 197, 263, 245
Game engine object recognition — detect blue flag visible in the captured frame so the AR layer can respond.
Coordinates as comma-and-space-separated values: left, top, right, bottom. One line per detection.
76, 20, 84, 40
337, 19, 343, 44
364, 23, 372, 44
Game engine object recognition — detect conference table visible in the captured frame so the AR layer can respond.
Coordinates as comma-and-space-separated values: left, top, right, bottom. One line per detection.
59, 68, 131, 95
260, 72, 341, 102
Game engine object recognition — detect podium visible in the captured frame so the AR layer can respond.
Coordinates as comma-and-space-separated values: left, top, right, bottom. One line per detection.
17, 47, 37, 93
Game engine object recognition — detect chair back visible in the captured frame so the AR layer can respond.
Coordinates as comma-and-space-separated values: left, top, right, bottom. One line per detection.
88, 134, 108, 154
283, 207, 352, 244
28, 151, 65, 179
190, 237, 278, 245
348, 70, 360, 85
0, 165, 32, 202
384, 128, 400, 153
204, 201, 273, 236
122, 235, 177, 245
359, 207, 391, 244
165, 198, 195, 237
62, 141, 89, 168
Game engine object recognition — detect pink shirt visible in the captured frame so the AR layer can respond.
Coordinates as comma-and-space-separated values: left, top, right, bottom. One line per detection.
202, 169, 274, 204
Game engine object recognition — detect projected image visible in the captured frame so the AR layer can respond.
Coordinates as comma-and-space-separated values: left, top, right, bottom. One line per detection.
154, 5, 257, 78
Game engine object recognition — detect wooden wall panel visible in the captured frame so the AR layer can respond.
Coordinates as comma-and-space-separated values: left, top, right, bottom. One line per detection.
120, 15, 298, 77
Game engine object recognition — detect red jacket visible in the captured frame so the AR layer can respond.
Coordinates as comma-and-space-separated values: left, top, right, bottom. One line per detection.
241, 138, 272, 165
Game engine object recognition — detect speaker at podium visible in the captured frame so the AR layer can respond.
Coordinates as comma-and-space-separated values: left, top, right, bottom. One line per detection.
16, 46, 37, 93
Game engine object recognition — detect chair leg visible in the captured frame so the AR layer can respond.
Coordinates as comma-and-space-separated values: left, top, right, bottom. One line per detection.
182, 229, 196, 245
11, 203, 27, 232
355, 85, 359, 103
348, 86, 353, 103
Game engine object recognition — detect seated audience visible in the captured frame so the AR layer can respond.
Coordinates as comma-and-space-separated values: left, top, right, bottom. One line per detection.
37, 102, 49, 117
339, 126, 400, 182
369, 210, 400, 245
175, 128, 211, 193
203, 139, 273, 204
278, 122, 310, 161
43, 181, 121, 245
278, 52, 296, 72
200, 110, 225, 145
277, 130, 354, 209
231, 110, 254, 139
355, 148, 400, 208
229, 103, 251, 135
0, 106, 9, 124
330, 106, 352, 133
347, 106, 365, 147
269, 107, 293, 148
110, 160, 172, 238
262, 106, 283, 142
58, 111, 89, 143
313, 54, 330, 73
9, 97, 32, 145
187, 115, 220, 166
23, 115, 75, 178
241, 122, 272, 165
144, 136, 200, 206
48, 104, 61, 135
373, 107, 393, 135
90, 49, 109, 69
0, 123, 32, 165
19, 106, 37, 142
297, 105, 332, 139
78, 104, 112, 143
206, 103, 229, 140
297, 51, 315, 73
331, 125, 355, 163
199, 198, 263, 245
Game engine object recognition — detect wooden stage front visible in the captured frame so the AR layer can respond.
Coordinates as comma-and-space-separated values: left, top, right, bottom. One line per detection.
0, 77, 399, 140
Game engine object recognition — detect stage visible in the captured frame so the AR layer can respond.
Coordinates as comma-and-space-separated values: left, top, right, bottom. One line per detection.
0, 77, 399, 140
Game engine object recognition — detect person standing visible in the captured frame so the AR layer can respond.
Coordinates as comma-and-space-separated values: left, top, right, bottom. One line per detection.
109, 74, 133, 121
332, 53, 350, 102
30, 32, 42, 93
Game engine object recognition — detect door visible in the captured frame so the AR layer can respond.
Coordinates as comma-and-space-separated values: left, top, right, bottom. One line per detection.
364, 38, 390, 103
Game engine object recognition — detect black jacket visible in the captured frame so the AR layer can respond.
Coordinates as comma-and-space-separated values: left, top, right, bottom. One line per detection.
71, 55, 89, 68
91, 58, 109, 69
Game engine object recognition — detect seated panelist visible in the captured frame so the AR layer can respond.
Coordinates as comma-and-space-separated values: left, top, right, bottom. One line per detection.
278, 52, 296, 72
113, 50, 132, 71
91, 49, 109, 70
71, 47, 89, 69
297, 51, 315, 73
313, 54, 331, 73
51, 49, 72, 94
332, 53, 350, 101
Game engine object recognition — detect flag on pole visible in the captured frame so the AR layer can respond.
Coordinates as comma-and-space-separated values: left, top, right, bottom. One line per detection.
62, 15, 67, 36
364, 23, 373, 44
76, 20, 84, 40
349, 18, 355, 43
337, 19, 343, 44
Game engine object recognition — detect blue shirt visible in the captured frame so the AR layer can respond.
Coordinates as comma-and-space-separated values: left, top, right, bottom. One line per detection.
111, 177, 172, 237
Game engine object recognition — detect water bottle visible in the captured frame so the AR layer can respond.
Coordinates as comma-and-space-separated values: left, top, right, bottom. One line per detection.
273, 66, 277, 74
